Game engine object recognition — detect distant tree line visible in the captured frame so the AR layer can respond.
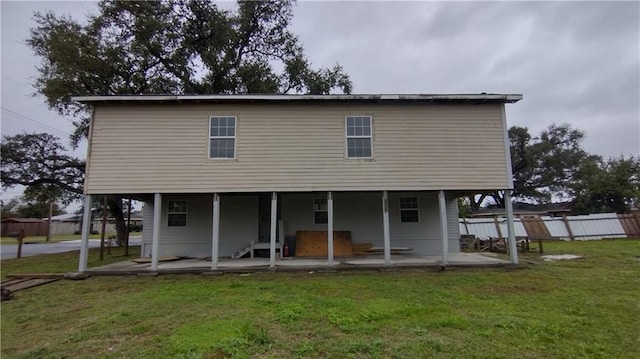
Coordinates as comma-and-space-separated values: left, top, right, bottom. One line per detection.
468, 123, 640, 214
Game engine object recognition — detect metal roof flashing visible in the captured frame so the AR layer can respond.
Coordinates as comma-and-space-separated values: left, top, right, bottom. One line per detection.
70, 93, 523, 104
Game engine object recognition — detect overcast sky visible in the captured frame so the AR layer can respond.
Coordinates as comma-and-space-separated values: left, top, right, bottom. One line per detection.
1, 0, 639, 200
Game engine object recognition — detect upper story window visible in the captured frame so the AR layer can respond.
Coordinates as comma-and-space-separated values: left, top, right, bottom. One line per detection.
399, 197, 419, 223
209, 116, 236, 159
167, 200, 188, 227
313, 198, 328, 224
346, 116, 372, 158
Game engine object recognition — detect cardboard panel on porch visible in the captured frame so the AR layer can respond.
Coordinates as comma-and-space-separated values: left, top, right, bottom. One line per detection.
295, 231, 353, 257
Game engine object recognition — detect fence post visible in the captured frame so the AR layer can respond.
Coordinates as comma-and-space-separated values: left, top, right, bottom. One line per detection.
562, 214, 575, 240
462, 217, 470, 236
538, 238, 544, 254
16, 229, 25, 259
632, 213, 640, 238
493, 216, 503, 240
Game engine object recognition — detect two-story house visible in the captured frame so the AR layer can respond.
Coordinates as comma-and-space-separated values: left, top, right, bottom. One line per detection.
73, 94, 522, 272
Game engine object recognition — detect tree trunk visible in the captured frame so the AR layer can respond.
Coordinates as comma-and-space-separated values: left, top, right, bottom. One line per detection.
107, 196, 128, 246
491, 190, 506, 208
100, 196, 107, 260
126, 199, 132, 256
46, 199, 53, 242
469, 194, 487, 211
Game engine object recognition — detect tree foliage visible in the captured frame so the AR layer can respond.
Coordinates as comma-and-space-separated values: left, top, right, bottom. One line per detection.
1, 133, 85, 206
469, 124, 640, 214
470, 123, 588, 210
0, 197, 65, 219
573, 156, 640, 213
28, 0, 353, 145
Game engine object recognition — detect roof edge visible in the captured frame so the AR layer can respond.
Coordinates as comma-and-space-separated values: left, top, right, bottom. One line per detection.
71, 93, 523, 104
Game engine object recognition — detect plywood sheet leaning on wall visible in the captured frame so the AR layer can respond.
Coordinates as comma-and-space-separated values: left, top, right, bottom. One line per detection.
296, 231, 353, 257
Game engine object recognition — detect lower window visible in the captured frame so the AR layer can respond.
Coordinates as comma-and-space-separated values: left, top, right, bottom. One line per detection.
167, 200, 188, 226
400, 197, 419, 223
314, 198, 328, 224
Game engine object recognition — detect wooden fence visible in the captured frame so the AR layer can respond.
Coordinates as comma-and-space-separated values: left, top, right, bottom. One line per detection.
1, 220, 119, 237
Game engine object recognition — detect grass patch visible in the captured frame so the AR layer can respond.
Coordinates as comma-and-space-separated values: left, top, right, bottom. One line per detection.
0, 246, 140, 279
1, 240, 639, 358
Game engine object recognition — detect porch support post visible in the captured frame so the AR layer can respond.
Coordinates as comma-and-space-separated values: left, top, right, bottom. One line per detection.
211, 193, 220, 270
382, 191, 391, 266
504, 190, 519, 264
151, 193, 162, 271
78, 194, 92, 272
327, 191, 334, 266
269, 192, 277, 268
438, 190, 449, 266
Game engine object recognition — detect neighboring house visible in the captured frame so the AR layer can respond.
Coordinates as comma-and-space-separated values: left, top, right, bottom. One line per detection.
72, 93, 522, 271
41, 213, 143, 235
470, 202, 575, 218
43, 214, 82, 236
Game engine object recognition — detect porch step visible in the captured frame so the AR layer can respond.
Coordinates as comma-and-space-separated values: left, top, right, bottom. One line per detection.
232, 241, 282, 259
232, 246, 252, 259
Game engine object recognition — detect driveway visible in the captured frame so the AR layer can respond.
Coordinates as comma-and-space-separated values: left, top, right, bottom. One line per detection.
1, 236, 142, 260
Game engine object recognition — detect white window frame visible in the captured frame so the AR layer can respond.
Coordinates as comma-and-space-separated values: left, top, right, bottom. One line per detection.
167, 200, 188, 227
399, 197, 419, 223
208, 116, 237, 159
345, 115, 373, 159
313, 198, 328, 225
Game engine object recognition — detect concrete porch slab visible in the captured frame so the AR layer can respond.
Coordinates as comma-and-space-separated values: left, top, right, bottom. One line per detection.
86, 252, 511, 274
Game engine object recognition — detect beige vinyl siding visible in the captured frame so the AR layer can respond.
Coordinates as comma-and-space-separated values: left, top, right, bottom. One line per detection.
86, 102, 509, 194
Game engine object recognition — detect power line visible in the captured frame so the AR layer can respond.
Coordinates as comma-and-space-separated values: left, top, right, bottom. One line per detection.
1, 107, 72, 138
1, 107, 71, 137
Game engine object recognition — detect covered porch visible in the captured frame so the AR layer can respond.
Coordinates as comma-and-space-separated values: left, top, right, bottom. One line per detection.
77, 190, 520, 272
86, 252, 511, 274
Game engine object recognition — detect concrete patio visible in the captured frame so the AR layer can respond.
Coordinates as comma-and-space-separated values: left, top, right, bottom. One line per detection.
86, 252, 512, 275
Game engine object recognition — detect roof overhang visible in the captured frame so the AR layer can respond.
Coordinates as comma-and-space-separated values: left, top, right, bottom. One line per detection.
71, 93, 523, 105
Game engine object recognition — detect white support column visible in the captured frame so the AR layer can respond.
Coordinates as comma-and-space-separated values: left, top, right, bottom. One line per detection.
269, 192, 277, 268
382, 191, 391, 266
327, 191, 334, 266
151, 193, 162, 271
211, 193, 220, 270
438, 190, 449, 266
78, 194, 92, 272
504, 190, 519, 264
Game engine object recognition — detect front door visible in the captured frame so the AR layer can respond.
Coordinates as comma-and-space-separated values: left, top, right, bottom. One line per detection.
258, 194, 271, 243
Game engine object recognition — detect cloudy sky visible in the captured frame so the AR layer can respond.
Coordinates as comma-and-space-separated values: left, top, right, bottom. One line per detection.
1, 1, 639, 201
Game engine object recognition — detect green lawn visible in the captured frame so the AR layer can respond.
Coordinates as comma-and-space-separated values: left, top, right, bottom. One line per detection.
0, 246, 141, 279
1, 240, 639, 358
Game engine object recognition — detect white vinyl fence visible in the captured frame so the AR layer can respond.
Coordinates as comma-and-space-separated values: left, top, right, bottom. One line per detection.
460, 212, 637, 241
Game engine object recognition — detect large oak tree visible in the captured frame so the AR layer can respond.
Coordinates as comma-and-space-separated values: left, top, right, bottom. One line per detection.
28, 0, 353, 242
1, 133, 85, 205
470, 123, 590, 210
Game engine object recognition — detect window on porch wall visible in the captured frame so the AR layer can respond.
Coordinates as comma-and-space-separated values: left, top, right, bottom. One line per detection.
167, 200, 188, 226
399, 197, 419, 223
314, 198, 328, 224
